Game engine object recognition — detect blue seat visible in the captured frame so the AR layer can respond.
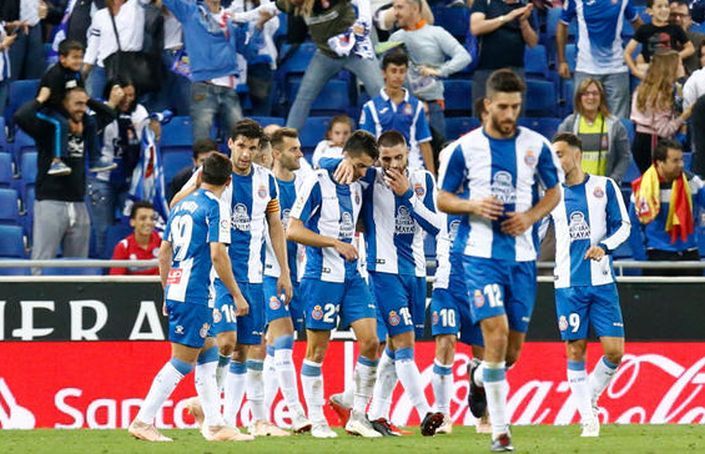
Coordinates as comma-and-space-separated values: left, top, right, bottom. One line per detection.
561, 78, 575, 116
0, 225, 26, 258
0, 153, 13, 187
42, 259, 103, 276
0, 188, 20, 224
443, 80, 473, 116
434, 6, 470, 40
287, 79, 351, 114
21, 152, 38, 184
518, 117, 562, 140
525, 79, 558, 117
445, 117, 481, 141
279, 42, 318, 78
545, 7, 563, 40
162, 150, 192, 187
684, 152, 693, 171
0, 266, 30, 275
525, 45, 549, 78
13, 129, 36, 158
6, 79, 40, 127
620, 117, 635, 144
565, 43, 577, 73
160, 115, 193, 148
251, 116, 285, 127
299, 116, 331, 152
0, 117, 6, 152
103, 223, 133, 259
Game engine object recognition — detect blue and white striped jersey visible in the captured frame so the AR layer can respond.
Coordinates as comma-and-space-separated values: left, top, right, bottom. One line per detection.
290, 168, 364, 283
361, 167, 442, 276
432, 212, 464, 290
164, 188, 231, 305
551, 174, 630, 288
438, 127, 563, 262
264, 175, 302, 283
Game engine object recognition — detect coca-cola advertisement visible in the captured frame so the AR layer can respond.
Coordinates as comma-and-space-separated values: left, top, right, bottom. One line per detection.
0, 341, 704, 429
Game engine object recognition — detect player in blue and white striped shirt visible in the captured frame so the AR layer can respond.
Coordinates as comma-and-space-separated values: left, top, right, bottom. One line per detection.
129, 153, 252, 442
550, 133, 629, 438
287, 131, 381, 439
437, 70, 562, 451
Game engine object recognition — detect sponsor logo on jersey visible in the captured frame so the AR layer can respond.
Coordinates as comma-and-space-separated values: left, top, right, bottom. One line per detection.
395, 205, 416, 234
568, 211, 591, 241
199, 323, 210, 339
388, 310, 400, 327
311, 305, 323, 321
558, 315, 568, 331
491, 171, 516, 204
339, 211, 355, 240
473, 290, 484, 308
269, 295, 281, 310
524, 149, 537, 167
166, 269, 183, 285
593, 186, 604, 198
232, 203, 251, 231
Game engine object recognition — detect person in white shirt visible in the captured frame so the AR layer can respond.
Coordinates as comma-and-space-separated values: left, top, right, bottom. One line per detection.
0, 22, 18, 109
311, 114, 353, 168
5, 0, 57, 80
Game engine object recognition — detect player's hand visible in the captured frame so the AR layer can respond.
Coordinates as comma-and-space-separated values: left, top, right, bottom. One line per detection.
277, 273, 293, 304
333, 159, 355, 185
36, 86, 51, 104
334, 240, 358, 261
470, 196, 504, 221
384, 168, 410, 196
162, 301, 168, 316
234, 294, 250, 316
501, 211, 533, 236
558, 62, 571, 79
419, 65, 441, 78
584, 245, 606, 261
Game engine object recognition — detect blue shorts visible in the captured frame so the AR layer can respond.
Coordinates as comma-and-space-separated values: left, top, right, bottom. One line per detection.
555, 283, 625, 341
263, 276, 304, 332
166, 299, 212, 348
463, 256, 537, 333
368, 271, 425, 339
212, 280, 265, 345
300, 274, 376, 331
430, 288, 484, 347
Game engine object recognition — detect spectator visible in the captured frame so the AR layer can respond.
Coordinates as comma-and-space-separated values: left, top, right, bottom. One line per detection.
557, 78, 632, 183
470, 0, 538, 114
0, 23, 18, 111
389, 0, 472, 141
277, 0, 384, 131
65, 0, 106, 48
671, 0, 705, 75
557, 0, 642, 118
109, 200, 161, 275
624, 0, 693, 80
14, 85, 121, 274
629, 139, 705, 275
163, 0, 274, 141
89, 77, 160, 254
373, 0, 434, 42
631, 50, 692, 173
168, 138, 219, 201
359, 48, 434, 172
311, 114, 353, 168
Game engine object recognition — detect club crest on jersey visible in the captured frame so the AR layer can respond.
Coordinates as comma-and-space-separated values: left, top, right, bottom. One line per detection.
212, 308, 222, 324
388, 310, 401, 326
414, 183, 425, 197
524, 149, 537, 167
491, 171, 516, 204
312, 305, 324, 321
339, 212, 355, 239
473, 290, 485, 308
354, 191, 361, 205
220, 219, 230, 231
558, 315, 568, 331
568, 211, 591, 241
269, 295, 281, 310
231, 203, 251, 231
395, 205, 416, 234
199, 323, 210, 338
403, 103, 413, 115
593, 187, 604, 198
431, 311, 439, 326
257, 185, 268, 199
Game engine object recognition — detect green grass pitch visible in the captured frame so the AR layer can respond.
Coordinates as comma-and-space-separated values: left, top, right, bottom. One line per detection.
2, 425, 704, 453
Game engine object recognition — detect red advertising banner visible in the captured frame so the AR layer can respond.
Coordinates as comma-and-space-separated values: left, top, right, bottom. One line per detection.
1, 341, 704, 429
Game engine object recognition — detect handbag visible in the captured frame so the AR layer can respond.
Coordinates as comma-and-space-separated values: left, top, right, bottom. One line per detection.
103, 8, 161, 94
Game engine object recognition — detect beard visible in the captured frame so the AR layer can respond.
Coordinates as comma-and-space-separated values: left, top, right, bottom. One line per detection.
490, 115, 516, 137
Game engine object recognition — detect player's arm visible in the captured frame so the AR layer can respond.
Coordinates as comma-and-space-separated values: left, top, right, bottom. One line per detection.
211, 243, 249, 316
157, 240, 173, 289
170, 167, 202, 209
585, 180, 631, 260
396, 171, 442, 235
266, 201, 293, 303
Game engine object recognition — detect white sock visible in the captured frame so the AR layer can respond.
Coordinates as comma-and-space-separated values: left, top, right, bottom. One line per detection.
246, 360, 266, 422
483, 361, 508, 439
223, 361, 247, 427
353, 355, 378, 414
274, 336, 303, 412
136, 358, 191, 424
301, 360, 325, 423
473, 361, 485, 387
432, 360, 453, 415
216, 354, 230, 390
567, 360, 594, 423
263, 347, 279, 413
195, 348, 225, 427
368, 348, 397, 421
589, 356, 619, 403
395, 347, 431, 418
341, 386, 355, 408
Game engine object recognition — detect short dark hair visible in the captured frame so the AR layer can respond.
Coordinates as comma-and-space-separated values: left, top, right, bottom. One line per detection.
344, 130, 379, 160
130, 200, 154, 219
382, 48, 409, 70
474, 97, 487, 121
193, 138, 218, 160
230, 118, 264, 142
202, 153, 232, 185
270, 127, 299, 150
58, 39, 84, 57
653, 139, 683, 162
377, 130, 407, 149
103, 76, 134, 101
552, 132, 583, 150
669, 0, 690, 9
486, 69, 526, 97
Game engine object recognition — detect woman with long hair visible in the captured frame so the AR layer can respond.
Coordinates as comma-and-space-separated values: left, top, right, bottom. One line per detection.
630, 50, 693, 173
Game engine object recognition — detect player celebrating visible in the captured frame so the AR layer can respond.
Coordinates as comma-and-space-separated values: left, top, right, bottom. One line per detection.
549, 133, 629, 437
261, 128, 311, 431
128, 153, 252, 442
287, 131, 381, 438
172, 120, 292, 436
437, 69, 562, 452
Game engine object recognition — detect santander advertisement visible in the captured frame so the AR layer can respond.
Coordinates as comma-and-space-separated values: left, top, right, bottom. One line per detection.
1, 341, 704, 429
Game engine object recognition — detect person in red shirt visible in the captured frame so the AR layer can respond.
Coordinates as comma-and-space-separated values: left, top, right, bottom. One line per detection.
110, 201, 162, 275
